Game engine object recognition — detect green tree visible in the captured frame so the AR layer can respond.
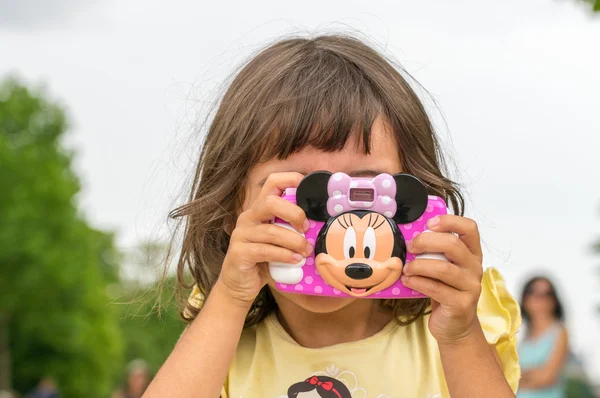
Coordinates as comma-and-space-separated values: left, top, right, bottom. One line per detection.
114, 277, 184, 381
0, 77, 123, 397
113, 241, 185, 382
580, 0, 600, 12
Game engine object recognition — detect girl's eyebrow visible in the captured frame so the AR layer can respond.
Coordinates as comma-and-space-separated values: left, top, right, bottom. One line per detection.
258, 169, 392, 186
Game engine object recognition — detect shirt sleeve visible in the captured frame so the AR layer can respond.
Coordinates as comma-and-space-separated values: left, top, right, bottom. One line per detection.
183, 284, 204, 319
477, 267, 522, 393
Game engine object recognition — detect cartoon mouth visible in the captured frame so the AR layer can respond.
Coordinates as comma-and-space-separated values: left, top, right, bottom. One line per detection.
345, 285, 375, 295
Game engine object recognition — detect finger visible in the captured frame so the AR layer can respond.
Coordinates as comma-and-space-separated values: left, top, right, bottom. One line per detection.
427, 215, 483, 262
409, 231, 473, 267
241, 195, 308, 232
239, 242, 304, 268
401, 274, 457, 304
246, 223, 312, 256
257, 172, 305, 200
403, 259, 476, 292
257, 262, 271, 283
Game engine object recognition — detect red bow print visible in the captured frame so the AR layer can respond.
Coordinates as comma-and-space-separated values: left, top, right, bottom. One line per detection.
305, 376, 342, 397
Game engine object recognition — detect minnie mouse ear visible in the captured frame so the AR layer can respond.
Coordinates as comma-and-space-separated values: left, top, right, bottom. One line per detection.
296, 171, 332, 222
392, 174, 429, 224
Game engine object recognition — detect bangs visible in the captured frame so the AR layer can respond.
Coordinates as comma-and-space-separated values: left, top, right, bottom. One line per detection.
254, 49, 386, 161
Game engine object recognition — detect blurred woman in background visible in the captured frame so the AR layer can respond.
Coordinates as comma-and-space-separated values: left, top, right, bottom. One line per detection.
518, 276, 569, 398
111, 360, 150, 398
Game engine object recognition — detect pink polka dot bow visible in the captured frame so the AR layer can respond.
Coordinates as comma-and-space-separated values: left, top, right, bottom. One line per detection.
326, 172, 397, 218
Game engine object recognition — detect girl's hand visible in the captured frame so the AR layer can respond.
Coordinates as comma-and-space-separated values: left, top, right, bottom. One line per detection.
217, 172, 312, 306
401, 215, 484, 345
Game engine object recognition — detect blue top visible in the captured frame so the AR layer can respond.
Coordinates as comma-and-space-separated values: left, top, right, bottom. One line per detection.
517, 323, 565, 398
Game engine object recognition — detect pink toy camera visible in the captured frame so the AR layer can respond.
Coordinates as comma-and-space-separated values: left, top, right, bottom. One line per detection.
269, 171, 448, 299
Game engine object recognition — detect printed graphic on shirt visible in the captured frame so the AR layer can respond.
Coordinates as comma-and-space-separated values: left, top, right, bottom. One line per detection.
287, 375, 352, 398
278, 364, 440, 398
278, 364, 380, 398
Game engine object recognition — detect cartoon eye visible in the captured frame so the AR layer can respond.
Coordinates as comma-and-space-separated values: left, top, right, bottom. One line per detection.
363, 227, 376, 259
344, 227, 356, 259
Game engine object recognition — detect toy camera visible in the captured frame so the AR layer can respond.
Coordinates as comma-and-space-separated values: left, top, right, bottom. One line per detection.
269, 171, 449, 299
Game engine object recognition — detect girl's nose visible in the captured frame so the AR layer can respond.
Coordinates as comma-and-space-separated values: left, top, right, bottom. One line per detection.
345, 263, 373, 280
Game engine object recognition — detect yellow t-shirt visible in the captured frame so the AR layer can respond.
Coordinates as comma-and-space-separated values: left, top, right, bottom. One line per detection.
191, 268, 521, 398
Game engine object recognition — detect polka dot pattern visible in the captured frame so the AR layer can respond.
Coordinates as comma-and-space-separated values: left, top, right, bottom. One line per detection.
273, 180, 449, 299
326, 173, 397, 216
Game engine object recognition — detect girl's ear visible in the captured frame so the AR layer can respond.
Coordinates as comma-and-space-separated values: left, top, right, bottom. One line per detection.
296, 171, 332, 222
392, 173, 429, 224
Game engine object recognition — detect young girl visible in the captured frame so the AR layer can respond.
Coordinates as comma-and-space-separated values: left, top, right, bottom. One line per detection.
145, 35, 521, 397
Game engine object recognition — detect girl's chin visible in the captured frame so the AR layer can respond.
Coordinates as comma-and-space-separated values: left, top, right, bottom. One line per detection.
274, 289, 357, 314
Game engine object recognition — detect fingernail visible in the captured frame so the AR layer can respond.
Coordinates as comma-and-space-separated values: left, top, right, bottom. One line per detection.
427, 217, 440, 229
406, 240, 413, 251
303, 219, 310, 232
293, 253, 304, 262
401, 275, 409, 284
305, 243, 313, 256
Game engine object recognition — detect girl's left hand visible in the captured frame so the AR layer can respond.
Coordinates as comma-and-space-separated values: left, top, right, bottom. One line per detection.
401, 215, 484, 345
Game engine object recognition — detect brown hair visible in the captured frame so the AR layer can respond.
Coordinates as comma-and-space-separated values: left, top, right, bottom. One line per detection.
170, 34, 464, 327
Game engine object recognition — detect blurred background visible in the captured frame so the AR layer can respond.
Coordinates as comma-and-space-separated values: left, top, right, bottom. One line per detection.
1, 0, 599, 396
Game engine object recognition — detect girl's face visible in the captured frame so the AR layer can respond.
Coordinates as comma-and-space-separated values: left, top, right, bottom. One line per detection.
244, 117, 402, 314
524, 279, 556, 320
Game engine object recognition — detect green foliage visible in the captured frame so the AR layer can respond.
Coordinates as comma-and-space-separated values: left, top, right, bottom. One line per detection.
111, 241, 185, 383
114, 276, 185, 381
580, 0, 600, 12
566, 377, 597, 398
0, 77, 187, 397
0, 77, 123, 397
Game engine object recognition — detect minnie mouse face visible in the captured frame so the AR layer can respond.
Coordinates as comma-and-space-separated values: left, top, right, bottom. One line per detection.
296, 171, 428, 298
315, 211, 405, 297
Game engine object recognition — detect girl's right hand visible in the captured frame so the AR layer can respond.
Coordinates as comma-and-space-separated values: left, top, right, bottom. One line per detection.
216, 172, 312, 306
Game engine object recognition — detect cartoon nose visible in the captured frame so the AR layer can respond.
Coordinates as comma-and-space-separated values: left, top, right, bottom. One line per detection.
345, 263, 373, 280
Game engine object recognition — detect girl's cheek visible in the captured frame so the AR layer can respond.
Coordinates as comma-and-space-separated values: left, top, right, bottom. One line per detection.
241, 188, 260, 211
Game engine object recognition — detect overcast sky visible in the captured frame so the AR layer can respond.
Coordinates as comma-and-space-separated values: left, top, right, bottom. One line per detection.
2, 0, 600, 381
